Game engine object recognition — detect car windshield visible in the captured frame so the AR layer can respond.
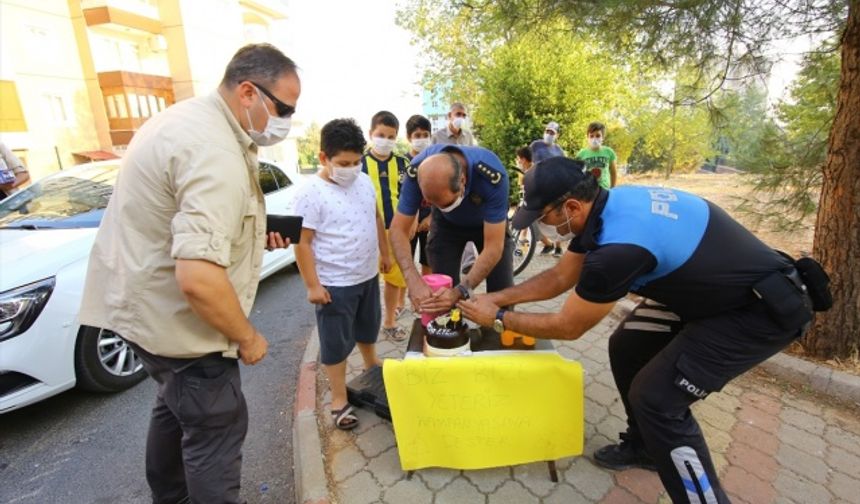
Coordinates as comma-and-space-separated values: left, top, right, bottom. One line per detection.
0, 163, 119, 230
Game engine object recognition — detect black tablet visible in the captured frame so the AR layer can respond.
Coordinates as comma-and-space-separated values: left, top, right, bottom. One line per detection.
265, 215, 303, 244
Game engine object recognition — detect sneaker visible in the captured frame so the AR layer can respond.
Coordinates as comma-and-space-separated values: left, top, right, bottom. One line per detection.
381, 326, 408, 342
461, 263, 473, 275
540, 244, 554, 255
593, 436, 657, 471
553, 246, 563, 257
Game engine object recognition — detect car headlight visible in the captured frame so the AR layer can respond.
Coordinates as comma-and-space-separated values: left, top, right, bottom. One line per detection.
0, 277, 55, 342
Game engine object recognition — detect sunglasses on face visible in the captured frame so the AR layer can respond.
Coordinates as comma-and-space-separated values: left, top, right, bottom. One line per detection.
251, 82, 295, 118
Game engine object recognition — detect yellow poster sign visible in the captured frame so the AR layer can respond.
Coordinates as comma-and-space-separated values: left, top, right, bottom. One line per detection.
383, 352, 584, 470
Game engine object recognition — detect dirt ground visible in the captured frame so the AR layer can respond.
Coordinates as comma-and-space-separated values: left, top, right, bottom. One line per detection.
624, 172, 859, 376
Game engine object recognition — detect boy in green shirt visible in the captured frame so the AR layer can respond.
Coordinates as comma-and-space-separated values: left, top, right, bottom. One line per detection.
576, 122, 617, 189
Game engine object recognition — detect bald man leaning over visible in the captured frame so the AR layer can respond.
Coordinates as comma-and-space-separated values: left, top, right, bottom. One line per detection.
389, 145, 513, 315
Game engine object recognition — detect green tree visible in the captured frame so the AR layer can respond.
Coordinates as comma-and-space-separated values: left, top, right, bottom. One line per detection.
732, 45, 840, 231
473, 28, 624, 164
297, 121, 321, 169
399, 0, 859, 358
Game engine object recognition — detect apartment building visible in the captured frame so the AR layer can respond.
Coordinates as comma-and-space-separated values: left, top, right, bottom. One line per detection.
0, 0, 297, 180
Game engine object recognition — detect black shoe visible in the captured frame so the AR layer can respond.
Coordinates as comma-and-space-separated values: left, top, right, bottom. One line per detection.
553, 246, 563, 257
593, 438, 657, 471
540, 244, 554, 255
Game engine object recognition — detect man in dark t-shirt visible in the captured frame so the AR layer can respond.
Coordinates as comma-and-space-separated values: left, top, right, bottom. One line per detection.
458, 156, 814, 504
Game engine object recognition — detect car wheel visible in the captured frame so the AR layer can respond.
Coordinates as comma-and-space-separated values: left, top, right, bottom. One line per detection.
74, 325, 147, 392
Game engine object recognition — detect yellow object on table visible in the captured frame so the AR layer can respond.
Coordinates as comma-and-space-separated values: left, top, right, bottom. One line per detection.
383, 352, 584, 471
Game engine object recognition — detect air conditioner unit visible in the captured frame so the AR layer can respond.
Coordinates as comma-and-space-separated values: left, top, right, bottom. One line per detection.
148, 35, 168, 52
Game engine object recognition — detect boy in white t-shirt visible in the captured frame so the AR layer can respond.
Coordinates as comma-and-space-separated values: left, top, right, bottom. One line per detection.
291, 118, 392, 430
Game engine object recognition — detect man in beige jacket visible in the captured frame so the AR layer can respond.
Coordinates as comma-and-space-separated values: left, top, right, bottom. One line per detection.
79, 43, 300, 504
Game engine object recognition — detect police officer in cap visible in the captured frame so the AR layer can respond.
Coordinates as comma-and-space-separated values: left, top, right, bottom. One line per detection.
389, 144, 513, 312
457, 156, 817, 504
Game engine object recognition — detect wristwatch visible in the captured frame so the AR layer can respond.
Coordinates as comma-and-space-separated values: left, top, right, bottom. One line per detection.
493, 309, 507, 333
455, 283, 472, 300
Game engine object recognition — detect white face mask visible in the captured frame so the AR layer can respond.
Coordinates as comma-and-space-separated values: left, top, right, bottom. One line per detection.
411, 138, 431, 153
589, 137, 603, 148
544, 133, 557, 144
439, 191, 464, 213
451, 116, 466, 130
372, 137, 396, 156
538, 207, 575, 241
246, 88, 291, 146
330, 163, 362, 186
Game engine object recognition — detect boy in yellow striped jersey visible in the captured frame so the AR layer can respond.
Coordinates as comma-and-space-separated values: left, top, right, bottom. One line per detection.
362, 111, 411, 341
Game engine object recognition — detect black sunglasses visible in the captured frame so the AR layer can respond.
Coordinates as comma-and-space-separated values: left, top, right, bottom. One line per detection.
251, 82, 295, 118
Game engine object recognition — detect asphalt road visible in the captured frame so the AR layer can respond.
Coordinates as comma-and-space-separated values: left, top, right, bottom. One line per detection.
0, 265, 315, 504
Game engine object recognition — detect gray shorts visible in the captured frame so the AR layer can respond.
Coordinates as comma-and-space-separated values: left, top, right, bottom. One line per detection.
316, 275, 381, 365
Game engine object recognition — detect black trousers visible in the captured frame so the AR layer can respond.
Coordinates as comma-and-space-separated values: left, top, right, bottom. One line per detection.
426, 208, 514, 291
608, 299, 803, 503
129, 342, 248, 504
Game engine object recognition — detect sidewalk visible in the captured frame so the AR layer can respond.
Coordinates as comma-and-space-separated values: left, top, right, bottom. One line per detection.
297, 254, 860, 504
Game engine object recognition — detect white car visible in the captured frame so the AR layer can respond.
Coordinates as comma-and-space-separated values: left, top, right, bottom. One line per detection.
0, 160, 301, 413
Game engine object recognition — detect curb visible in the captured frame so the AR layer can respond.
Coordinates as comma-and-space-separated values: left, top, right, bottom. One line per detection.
292, 328, 330, 504
759, 351, 860, 406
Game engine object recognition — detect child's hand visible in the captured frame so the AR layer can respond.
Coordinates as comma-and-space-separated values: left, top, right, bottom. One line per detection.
308, 285, 332, 304
380, 254, 393, 274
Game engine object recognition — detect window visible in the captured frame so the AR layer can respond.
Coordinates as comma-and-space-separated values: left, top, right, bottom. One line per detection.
44, 94, 72, 126
258, 164, 278, 194
271, 165, 292, 189
148, 95, 160, 114
127, 93, 140, 118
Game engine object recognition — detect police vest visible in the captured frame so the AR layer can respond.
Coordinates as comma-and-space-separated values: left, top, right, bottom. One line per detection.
597, 186, 709, 290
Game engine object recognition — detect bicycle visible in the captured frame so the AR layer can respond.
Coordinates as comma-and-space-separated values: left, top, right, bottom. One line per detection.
508, 167, 538, 276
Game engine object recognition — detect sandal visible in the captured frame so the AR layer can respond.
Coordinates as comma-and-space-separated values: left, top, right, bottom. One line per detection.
382, 326, 408, 342
394, 306, 409, 320
331, 404, 358, 430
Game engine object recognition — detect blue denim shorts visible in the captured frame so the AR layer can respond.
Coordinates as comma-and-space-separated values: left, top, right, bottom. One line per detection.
315, 275, 381, 365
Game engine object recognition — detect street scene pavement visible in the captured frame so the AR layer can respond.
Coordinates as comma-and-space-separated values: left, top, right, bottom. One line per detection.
0, 267, 315, 504
316, 254, 860, 504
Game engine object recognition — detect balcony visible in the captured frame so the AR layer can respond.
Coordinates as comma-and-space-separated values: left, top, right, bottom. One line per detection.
83, 0, 161, 35
98, 71, 174, 145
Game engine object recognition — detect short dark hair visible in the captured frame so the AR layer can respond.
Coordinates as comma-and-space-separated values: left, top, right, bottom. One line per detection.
370, 110, 399, 133
406, 114, 432, 138
445, 152, 463, 192
516, 146, 532, 163
220, 43, 297, 89
587, 122, 606, 135
321, 118, 366, 158
568, 173, 600, 203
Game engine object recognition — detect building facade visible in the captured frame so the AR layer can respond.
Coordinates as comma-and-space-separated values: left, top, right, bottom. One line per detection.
0, 0, 297, 181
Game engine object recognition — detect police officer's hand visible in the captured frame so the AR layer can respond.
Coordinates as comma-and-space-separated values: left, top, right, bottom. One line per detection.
457, 295, 500, 328
266, 232, 290, 251
308, 285, 332, 305
419, 287, 459, 313
407, 278, 433, 310
417, 217, 431, 233
238, 330, 268, 365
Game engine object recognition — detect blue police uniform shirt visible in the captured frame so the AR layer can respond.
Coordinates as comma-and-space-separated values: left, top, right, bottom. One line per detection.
569, 185, 792, 319
398, 145, 509, 228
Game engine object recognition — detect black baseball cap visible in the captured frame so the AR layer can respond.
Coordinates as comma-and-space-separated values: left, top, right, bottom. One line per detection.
511, 157, 589, 230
